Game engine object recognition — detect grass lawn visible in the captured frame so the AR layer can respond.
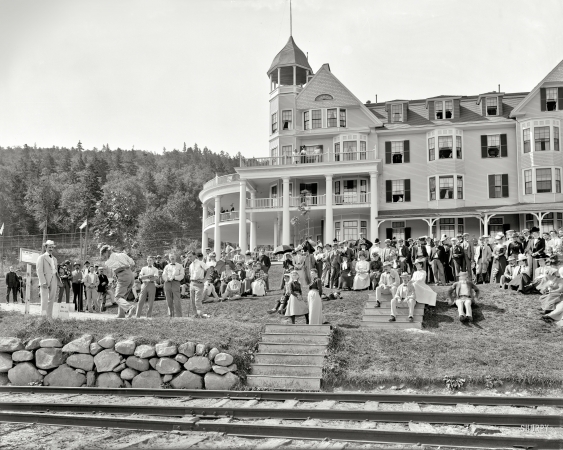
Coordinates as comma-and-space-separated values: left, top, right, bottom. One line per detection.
2, 264, 562, 389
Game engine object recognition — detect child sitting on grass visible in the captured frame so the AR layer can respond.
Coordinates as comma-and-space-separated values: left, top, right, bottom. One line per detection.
222, 272, 242, 301
268, 273, 291, 314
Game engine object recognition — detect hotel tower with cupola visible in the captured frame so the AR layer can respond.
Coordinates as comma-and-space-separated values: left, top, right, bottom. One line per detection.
199, 35, 563, 254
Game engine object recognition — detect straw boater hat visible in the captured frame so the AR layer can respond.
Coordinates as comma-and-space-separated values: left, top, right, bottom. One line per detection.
507, 255, 517, 262
400, 272, 410, 279
495, 233, 504, 240
415, 257, 426, 265
458, 271, 469, 278
382, 261, 392, 267
517, 254, 528, 262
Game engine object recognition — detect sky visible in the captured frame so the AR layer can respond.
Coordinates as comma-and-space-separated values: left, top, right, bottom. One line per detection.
1, 0, 563, 158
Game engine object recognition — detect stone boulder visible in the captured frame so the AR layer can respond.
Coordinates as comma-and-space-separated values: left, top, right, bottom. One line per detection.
8, 362, 43, 386
155, 358, 181, 375
134, 345, 155, 359
113, 363, 126, 372
195, 343, 208, 356
62, 335, 93, 354
94, 349, 121, 372
149, 357, 158, 369
0, 337, 24, 353
184, 356, 211, 374
214, 353, 234, 367
204, 372, 238, 390
208, 348, 220, 362
12, 350, 34, 362
155, 341, 177, 357
120, 368, 138, 380
0, 373, 9, 386
39, 338, 62, 348
212, 365, 230, 375
89, 342, 103, 356
98, 336, 115, 349
0, 353, 13, 373
131, 370, 162, 389
96, 372, 124, 388
162, 374, 173, 383
44, 364, 86, 387
38, 369, 48, 375
115, 340, 136, 355
226, 363, 237, 372
126, 356, 150, 372
86, 371, 96, 387
171, 370, 203, 389
66, 354, 94, 372
35, 348, 64, 370
25, 338, 42, 351
175, 354, 188, 364
178, 342, 196, 357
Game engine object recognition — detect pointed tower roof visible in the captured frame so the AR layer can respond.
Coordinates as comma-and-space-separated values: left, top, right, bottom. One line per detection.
267, 36, 312, 76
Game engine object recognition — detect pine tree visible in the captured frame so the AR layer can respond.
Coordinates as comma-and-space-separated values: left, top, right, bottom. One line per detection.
77, 140, 84, 151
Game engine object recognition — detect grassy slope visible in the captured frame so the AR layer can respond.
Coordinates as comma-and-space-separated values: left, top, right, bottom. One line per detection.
2, 264, 562, 388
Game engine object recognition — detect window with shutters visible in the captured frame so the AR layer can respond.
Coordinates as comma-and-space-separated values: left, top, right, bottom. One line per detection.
489, 217, 504, 235
438, 136, 453, 159
439, 176, 454, 199
392, 221, 406, 241
524, 170, 532, 195
360, 221, 367, 237
523, 128, 531, 153
456, 136, 462, 159
556, 168, 561, 193
391, 104, 403, 122
535, 127, 550, 151
391, 141, 404, 163
429, 177, 436, 200
486, 97, 498, 116
327, 109, 337, 127
304, 111, 310, 130
546, 88, 558, 111
488, 174, 509, 198
282, 110, 292, 130
457, 176, 463, 199
311, 110, 321, 129
487, 135, 500, 157
536, 168, 552, 193
340, 109, 347, 127
391, 180, 404, 203
271, 112, 278, 133
555, 127, 560, 151
428, 137, 435, 161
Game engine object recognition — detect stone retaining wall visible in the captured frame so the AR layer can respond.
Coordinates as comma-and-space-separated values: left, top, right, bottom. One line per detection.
0, 336, 239, 390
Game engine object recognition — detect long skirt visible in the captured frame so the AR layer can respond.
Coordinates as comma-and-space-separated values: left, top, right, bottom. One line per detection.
352, 272, 370, 290
321, 263, 331, 287
252, 279, 266, 296
285, 294, 309, 317
492, 256, 507, 283
412, 281, 437, 306
308, 289, 323, 325
541, 291, 563, 311
340, 270, 354, 289
242, 277, 253, 293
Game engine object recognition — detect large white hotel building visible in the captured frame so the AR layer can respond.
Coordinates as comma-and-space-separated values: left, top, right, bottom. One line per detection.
199, 36, 563, 254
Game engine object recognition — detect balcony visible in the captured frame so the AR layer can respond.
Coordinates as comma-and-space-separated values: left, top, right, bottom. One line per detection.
204, 211, 240, 228
202, 173, 240, 190
246, 193, 370, 209
240, 150, 376, 168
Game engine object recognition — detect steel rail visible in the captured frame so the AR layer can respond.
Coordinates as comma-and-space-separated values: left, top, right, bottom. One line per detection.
2, 386, 562, 408
0, 411, 559, 449
0, 402, 561, 428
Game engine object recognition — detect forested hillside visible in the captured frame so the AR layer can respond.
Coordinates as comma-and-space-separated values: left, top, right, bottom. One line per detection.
0, 142, 239, 253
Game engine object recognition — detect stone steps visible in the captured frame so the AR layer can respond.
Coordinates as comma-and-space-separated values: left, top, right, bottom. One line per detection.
363, 305, 424, 316
360, 321, 423, 329
248, 324, 331, 391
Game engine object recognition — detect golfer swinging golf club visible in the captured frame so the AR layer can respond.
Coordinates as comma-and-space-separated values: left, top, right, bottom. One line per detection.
99, 244, 136, 318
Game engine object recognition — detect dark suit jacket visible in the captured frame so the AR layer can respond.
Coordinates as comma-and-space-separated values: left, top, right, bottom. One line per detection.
507, 242, 524, 257
97, 274, 109, 293
531, 238, 546, 258
5, 271, 18, 287
411, 244, 428, 263
258, 255, 271, 269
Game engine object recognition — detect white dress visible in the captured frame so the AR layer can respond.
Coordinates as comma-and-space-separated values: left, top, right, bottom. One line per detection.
411, 269, 437, 306
251, 278, 266, 296
352, 260, 370, 290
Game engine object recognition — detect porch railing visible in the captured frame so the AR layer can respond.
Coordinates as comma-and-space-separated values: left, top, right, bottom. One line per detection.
290, 195, 326, 207
246, 193, 371, 209
220, 211, 239, 222
204, 216, 215, 227
202, 173, 240, 190
240, 150, 376, 168
333, 193, 370, 204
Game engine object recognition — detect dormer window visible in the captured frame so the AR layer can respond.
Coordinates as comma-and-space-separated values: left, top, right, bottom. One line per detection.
391, 104, 403, 122
435, 101, 443, 119
546, 88, 558, 111
486, 97, 498, 116
434, 100, 453, 119
445, 101, 453, 119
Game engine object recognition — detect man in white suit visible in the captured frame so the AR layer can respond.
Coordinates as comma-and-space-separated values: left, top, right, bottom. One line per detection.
36, 240, 60, 318
474, 235, 492, 284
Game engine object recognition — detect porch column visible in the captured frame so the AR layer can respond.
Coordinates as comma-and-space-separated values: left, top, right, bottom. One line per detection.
273, 215, 279, 249
201, 202, 208, 253
282, 177, 291, 245
293, 66, 296, 85
278, 67, 281, 87
325, 174, 334, 244
239, 180, 247, 251
369, 171, 379, 241
214, 196, 222, 256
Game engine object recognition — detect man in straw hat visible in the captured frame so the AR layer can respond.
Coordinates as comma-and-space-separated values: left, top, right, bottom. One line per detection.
500, 254, 518, 289
36, 240, 60, 318
100, 244, 136, 318
446, 271, 480, 322
374, 261, 399, 307
474, 235, 492, 284
389, 272, 416, 322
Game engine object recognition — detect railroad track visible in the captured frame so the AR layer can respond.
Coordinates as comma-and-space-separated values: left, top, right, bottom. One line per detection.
0, 387, 562, 449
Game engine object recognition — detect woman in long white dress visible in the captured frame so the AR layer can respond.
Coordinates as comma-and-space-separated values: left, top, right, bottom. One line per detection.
251, 263, 267, 296
308, 269, 324, 324
353, 253, 370, 290
411, 257, 437, 306
293, 247, 308, 285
